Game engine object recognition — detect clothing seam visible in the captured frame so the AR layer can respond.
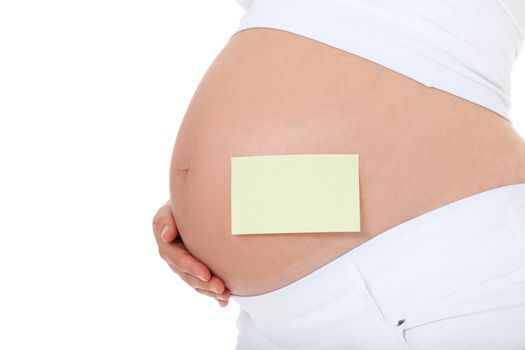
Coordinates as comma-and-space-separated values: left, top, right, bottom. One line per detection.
404, 301, 525, 332
346, 256, 388, 324
401, 261, 525, 329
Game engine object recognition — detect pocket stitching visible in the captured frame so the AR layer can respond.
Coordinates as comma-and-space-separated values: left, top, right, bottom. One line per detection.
399, 263, 525, 330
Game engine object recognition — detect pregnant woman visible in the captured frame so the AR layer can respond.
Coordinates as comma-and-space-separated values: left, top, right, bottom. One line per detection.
152, 1, 525, 349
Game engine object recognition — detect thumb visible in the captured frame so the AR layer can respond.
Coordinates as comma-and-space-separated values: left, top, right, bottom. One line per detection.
160, 222, 178, 243
153, 199, 179, 243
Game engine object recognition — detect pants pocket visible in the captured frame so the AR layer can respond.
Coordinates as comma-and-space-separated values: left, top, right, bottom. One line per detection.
395, 264, 525, 350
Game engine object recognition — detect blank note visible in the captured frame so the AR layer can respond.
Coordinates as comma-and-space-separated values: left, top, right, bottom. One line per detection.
231, 153, 360, 235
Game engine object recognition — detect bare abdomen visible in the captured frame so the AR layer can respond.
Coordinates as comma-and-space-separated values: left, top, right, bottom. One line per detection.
169, 27, 525, 297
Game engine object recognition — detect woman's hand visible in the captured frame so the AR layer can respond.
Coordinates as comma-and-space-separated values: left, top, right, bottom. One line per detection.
152, 199, 230, 307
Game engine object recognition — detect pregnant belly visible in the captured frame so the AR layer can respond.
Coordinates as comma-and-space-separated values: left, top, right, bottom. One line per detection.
169, 28, 525, 296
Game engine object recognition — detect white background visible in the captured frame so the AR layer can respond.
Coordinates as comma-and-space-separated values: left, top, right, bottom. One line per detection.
1, 1, 524, 349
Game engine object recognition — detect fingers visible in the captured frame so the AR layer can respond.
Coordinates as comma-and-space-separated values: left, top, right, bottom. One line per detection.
153, 200, 208, 278
195, 289, 230, 307
195, 288, 230, 304
152, 199, 231, 307
217, 298, 229, 307
153, 200, 213, 282
169, 261, 228, 296
193, 281, 230, 301
161, 241, 232, 306
168, 266, 231, 306
162, 242, 212, 282
152, 199, 179, 243
160, 224, 178, 243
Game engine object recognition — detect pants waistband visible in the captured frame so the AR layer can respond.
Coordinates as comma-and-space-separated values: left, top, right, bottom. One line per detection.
232, 182, 525, 322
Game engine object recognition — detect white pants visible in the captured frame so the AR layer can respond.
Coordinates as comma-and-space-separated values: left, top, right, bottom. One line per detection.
231, 182, 525, 350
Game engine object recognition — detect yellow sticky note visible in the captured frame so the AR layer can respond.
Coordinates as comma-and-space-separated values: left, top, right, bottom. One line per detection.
231, 154, 360, 235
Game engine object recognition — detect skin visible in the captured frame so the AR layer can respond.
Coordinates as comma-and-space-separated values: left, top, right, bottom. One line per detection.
152, 199, 231, 306
153, 27, 525, 302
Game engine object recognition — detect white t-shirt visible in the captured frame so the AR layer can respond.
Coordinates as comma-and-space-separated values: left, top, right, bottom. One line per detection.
234, 0, 525, 123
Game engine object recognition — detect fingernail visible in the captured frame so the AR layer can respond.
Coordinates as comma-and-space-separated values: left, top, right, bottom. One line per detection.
160, 225, 169, 241
196, 275, 208, 282
211, 285, 219, 293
